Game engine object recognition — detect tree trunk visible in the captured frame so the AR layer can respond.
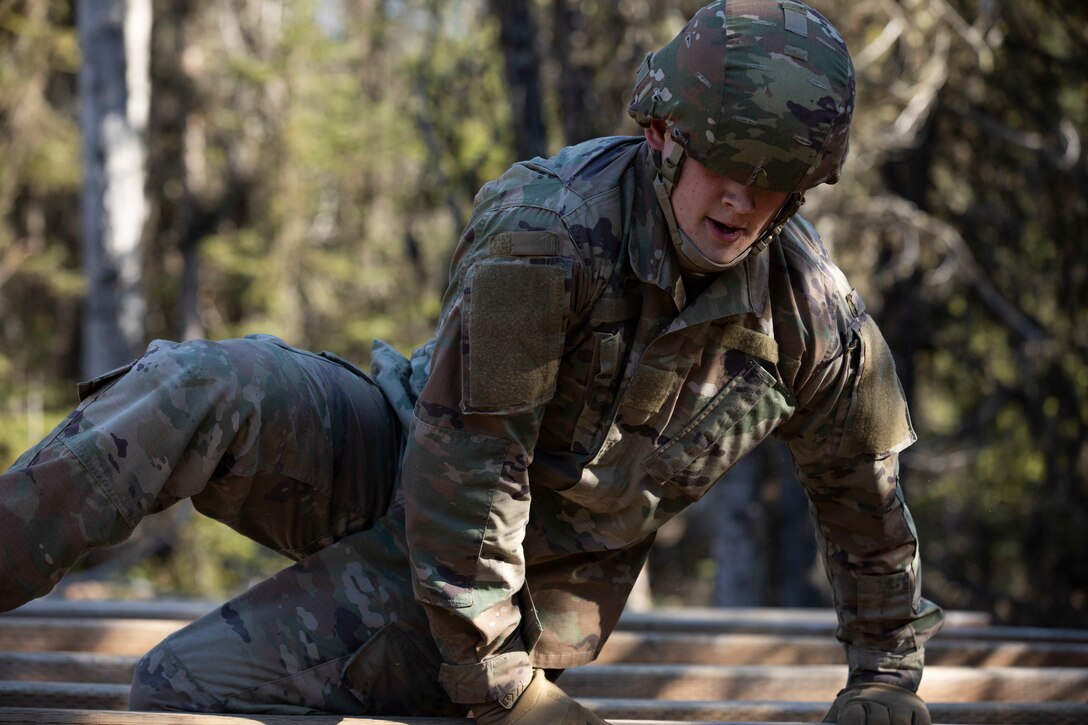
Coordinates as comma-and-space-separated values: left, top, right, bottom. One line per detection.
550, 0, 596, 145
709, 452, 767, 606
77, 0, 151, 378
488, 0, 548, 161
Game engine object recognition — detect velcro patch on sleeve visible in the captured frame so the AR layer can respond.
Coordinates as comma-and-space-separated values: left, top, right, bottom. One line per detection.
488, 231, 559, 257
839, 315, 916, 457
462, 260, 568, 414
721, 323, 779, 364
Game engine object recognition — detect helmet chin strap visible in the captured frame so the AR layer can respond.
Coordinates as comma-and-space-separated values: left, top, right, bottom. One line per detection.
651, 143, 805, 275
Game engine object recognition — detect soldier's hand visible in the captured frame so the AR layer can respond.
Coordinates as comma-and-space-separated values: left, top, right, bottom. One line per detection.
472, 669, 609, 725
822, 682, 931, 725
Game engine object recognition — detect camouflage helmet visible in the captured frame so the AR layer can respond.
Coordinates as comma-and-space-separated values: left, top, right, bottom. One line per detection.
629, 0, 855, 194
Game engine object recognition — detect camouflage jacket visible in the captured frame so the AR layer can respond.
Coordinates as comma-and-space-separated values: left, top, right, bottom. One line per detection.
370, 136, 944, 706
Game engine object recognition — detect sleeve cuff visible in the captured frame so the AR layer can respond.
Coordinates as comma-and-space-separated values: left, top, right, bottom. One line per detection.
438, 651, 534, 705
846, 646, 925, 692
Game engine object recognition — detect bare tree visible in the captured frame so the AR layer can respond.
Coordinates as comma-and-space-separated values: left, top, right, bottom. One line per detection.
77, 0, 152, 377
488, 0, 548, 160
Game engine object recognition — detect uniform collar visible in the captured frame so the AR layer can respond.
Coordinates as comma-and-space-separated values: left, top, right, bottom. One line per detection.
629, 143, 769, 325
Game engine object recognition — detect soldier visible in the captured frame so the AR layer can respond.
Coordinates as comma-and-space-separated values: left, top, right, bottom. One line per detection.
0, 1, 943, 723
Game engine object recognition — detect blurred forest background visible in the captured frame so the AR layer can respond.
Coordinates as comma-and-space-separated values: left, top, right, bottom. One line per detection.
0, 0, 1085, 629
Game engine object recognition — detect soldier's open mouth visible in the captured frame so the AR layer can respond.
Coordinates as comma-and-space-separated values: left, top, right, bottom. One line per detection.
709, 218, 742, 236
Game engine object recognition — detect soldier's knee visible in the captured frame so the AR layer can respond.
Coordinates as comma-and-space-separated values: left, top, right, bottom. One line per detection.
129, 644, 225, 712
135, 338, 253, 411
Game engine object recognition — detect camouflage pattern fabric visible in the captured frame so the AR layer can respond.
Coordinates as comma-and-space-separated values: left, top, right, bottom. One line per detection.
128, 497, 466, 716
628, 0, 856, 193
389, 134, 943, 705
0, 133, 942, 713
0, 2, 940, 709
0, 335, 401, 612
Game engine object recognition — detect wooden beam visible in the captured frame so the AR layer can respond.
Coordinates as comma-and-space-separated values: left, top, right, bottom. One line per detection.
3, 700, 1088, 725
0, 681, 130, 710
613, 608, 1088, 645
0, 710, 812, 725
4, 638, 1087, 691
0, 709, 471, 725
582, 698, 1088, 725
597, 630, 1088, 667
8, 600, 992, 631
6, 617, 1088, 668
0, 617, 187, 656
558, 663, 1088, 703
7, 600, 219, 621
0, 652, 135, 684
4, 663, 1086, 709
617, 606, 991, 630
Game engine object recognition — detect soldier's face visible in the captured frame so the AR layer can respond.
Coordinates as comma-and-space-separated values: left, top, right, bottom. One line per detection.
647, 124, 788, 267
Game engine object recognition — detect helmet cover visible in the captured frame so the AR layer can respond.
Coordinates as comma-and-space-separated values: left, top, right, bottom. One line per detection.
629, 0, 855, 193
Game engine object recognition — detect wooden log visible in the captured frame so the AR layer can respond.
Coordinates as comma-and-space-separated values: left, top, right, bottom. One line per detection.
558, 663, 1088, 703
618, 606, 991, 629
0, 709, 472, 725
6, 662, 1085, 708
0, 710, 811, 725
5, 616, 1087, 669
3, 700, 1088, 725
0, 617, 187, 655
7, 599, 219, 621
597, 630, 1088, 667
5, 649, 1088, 704
8, 600, 991, 631
0, 652, 135, 684
582, 698, 1088, 725
2, 640, 1079, 687
613, 608, 1088, 644
5, 614, 1088, 671
0, 681, 130, 710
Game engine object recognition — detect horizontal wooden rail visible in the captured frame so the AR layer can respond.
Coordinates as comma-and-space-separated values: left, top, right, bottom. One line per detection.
5, 600, 1088, 725
597, 630, 1088, 667
4, 650, 1088, 703
0, 681, 131, 711
0, 617, 189, 656
2, 693, 1088, 725
0, 709, 805, 725
3, 662, 1087, 707
6, 621, 1087, 669
615, 609, 1088, 644
560, 663, 1088, 703
0, 709, 472, 725
6, 599, 991, 630
583, 698, 1088, 725
6, 600, 220, 621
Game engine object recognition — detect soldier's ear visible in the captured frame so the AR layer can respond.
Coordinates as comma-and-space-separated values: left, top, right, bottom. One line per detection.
644, 121, 668, 151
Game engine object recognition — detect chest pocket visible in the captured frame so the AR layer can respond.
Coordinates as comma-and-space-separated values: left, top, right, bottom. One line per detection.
569, 295, 640, 455
640, 359, 779, 501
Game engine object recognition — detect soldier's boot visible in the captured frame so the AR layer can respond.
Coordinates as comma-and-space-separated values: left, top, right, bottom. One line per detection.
0, 334, 401, 613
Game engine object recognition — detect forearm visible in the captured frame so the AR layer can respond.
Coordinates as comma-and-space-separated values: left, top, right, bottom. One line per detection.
402, 406, 539, 703
798, 452, 944, 690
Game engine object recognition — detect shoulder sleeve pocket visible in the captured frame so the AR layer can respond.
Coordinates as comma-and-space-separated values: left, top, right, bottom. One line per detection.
837, 315, 916, 458
462, 259, 569, 414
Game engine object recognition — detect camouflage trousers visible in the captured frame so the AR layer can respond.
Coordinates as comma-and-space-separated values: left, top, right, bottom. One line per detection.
0, 335, 465, 716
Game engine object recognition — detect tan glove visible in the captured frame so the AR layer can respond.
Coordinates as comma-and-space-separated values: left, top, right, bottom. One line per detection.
823, 682, 932, 725
472, 669, 609, 725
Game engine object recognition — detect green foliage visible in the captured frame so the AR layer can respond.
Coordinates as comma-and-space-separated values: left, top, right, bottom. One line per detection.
808, 0, 1088, 627
0, 0, 1085, 625
128, 511, 291, 600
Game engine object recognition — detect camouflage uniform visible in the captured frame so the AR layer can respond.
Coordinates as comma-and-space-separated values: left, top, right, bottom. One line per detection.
378, 135, 943, 707
0, 0, 942, 717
